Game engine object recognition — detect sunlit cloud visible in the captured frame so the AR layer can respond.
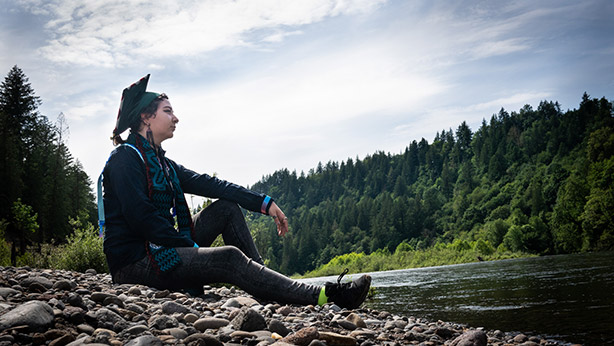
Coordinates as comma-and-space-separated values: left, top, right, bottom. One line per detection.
19, 0, 386, 67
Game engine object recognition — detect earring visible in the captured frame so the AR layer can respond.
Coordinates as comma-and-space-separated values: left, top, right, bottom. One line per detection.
146, 123, 155, 147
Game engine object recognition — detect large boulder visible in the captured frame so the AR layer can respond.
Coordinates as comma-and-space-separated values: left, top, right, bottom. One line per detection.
0, 301, 54, 331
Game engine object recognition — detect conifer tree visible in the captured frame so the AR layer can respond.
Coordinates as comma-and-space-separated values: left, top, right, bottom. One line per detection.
0, 66, 41, 220
0, 66, 96, 264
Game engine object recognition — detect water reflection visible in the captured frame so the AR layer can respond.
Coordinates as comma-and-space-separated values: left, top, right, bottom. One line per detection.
298, 252, 614, 345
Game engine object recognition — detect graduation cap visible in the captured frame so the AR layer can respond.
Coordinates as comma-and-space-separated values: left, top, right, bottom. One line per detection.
112, 74, 160, 139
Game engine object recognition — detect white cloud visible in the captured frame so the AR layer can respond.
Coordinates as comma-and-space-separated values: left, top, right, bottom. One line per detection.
173, 39, 446, 143
262, 30, 303, 43
19, 0, 386, 67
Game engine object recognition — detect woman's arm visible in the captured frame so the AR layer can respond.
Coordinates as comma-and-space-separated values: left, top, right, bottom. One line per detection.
171, 160, 271, 213
170, 160, 289, 236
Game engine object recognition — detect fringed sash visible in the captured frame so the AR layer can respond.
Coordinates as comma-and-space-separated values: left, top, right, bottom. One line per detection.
127, 133, 194, 275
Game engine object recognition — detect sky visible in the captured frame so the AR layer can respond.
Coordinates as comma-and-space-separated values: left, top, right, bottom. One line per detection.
1, 0, 613, 203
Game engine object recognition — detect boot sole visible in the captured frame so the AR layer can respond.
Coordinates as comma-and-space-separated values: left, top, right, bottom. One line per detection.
352, 274, 372, 309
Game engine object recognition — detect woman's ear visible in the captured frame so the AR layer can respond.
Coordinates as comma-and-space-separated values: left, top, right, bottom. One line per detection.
140, 113, 149, 126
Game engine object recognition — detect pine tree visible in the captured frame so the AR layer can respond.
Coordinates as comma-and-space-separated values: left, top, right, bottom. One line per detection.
0, 66, 41, 220
0, 66, 96, 264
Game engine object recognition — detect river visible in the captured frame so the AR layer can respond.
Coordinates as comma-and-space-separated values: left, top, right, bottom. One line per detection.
297, 252, 614, 345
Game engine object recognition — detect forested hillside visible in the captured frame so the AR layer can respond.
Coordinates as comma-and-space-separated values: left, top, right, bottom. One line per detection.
247, 94, 613, 275
0, 66, 96, 265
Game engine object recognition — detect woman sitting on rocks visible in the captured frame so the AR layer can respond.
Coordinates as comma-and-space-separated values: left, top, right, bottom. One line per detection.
100, 74, 371, 309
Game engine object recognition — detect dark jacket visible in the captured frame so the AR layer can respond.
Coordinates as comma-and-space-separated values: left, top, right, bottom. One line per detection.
102, 145, 268, 276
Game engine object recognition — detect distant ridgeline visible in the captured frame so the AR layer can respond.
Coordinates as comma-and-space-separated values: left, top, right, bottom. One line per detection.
247, 93, 614, 276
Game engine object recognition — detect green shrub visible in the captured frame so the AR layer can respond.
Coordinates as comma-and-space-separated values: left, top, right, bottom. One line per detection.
51, 224, 108, 273
301, 240, 532, 278
16, 243, 57, 268
395, 241, 413, 254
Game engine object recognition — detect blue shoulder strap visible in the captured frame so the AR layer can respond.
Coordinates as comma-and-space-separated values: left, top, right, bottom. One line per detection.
97, 143, 144, 237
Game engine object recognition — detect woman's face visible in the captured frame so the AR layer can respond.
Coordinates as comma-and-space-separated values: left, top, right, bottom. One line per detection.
146, 99, 178, 145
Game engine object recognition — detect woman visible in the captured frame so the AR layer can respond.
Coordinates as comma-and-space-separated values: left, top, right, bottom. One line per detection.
101, 74, 371, 309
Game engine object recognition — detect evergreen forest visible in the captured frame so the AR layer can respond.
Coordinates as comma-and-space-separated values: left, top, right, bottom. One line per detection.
246, 93, 614, 276
0, 66, 96, 266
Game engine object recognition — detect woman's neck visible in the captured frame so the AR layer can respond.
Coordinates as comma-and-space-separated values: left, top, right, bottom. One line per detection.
138, 128, 160, 147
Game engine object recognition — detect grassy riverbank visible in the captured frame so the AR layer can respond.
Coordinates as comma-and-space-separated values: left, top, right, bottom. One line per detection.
298, 240, 533, 278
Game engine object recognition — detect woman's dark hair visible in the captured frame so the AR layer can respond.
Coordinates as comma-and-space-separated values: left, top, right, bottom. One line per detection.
113, 93, 169, 145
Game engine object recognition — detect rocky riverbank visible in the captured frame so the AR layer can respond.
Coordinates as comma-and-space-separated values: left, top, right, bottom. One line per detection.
0, 266, 579, 346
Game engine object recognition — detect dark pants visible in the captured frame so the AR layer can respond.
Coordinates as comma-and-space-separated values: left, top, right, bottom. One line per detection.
113, 200, 320, 305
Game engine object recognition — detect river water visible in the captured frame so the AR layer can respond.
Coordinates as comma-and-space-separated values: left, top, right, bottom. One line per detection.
298, 252, 614, 345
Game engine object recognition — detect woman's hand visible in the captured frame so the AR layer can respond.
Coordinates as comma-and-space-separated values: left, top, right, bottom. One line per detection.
268, 202, 288, 237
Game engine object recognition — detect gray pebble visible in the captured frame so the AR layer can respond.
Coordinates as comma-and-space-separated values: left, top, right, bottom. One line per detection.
194, 317, 230, 331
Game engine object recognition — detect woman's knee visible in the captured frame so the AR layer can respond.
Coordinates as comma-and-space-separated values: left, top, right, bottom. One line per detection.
194, 200, 240, 222
211, 245, 247, 263
211, 199, 241, 215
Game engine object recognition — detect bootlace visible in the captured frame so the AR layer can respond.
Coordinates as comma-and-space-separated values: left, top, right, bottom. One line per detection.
337, 268, 349, 285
